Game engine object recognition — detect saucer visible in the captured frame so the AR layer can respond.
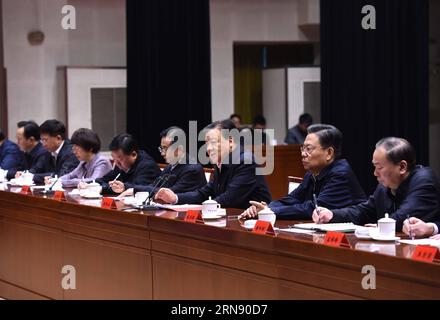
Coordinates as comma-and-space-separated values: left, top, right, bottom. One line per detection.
370, 232, 400, 241
81, 193, 102, 199
202, 214, 222, 220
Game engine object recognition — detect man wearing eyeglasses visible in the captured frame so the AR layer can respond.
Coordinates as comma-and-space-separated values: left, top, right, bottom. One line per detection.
241, 124, 366, 220
154, 119, 272, 209
115, 126, 206, 196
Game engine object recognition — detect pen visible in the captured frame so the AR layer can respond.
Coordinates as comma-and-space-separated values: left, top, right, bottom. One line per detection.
313, 193, 321, 224
406, 214, 414, 240
111, 173, 121, 184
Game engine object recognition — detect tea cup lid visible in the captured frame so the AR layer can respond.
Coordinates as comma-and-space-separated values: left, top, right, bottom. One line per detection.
203, 196, 218, 204
378, 213, 395, 223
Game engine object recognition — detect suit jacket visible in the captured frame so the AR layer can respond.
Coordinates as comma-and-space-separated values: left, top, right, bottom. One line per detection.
33, 140, 80, 184
6, 142, 49, 180
330, 166, 440, 231
0, 139, 24, 171
176, 148, 272, 209
269, 159, 367, 220
284, 125, 306, 145
97, 150, 161, 195
133, 162, 207, 194
60, 153, 112, 187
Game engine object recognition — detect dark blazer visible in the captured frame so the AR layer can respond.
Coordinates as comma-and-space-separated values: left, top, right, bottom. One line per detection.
330, 166, 440, 231
7, 142, 49, 180
33, 140, 80, 184
0, 139, 24, 171
97, 150, 161, 195
269, 159, 366, 220
133, 162, 207, 194
176, 149, 272, 209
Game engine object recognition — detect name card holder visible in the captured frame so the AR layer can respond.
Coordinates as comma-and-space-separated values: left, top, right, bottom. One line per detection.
324, 231, 351, 248
53, 190, 67, 201
184, 210, 204, 224
252, 220, 276, 236
101, 197, 117, 209
412, 245, 440, 264
20, 185, 32, 195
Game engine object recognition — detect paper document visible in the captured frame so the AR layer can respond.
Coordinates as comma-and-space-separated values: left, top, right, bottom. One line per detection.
398, 238, 440, 248
292, 222, 358, 233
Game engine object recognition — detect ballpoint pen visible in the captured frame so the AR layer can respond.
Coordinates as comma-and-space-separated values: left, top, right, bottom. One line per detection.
406, 214, 414, 240
313, 193, 321, 224
111, 173, 121, 184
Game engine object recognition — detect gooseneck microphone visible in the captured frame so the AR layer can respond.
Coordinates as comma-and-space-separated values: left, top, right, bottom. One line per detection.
137, 174, 171, 211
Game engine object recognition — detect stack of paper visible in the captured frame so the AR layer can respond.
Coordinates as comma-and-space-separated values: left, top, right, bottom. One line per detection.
292, 222, 358, 233
398, 238, 440, 248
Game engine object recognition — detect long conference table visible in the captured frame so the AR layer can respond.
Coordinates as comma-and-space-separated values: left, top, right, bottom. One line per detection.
0, 185, 439, 300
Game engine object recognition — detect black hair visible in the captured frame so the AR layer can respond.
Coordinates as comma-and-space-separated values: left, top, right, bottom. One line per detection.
18, 120, 40, 141
299, 113, 313, 125
0, 130, 4, 141
159, 126, 183, 145
108, 133, 139, 155
71, 128, 101, 153
205, 119, 237, 141
375, 137, 416, 172
229, 114, 242, 121
39, 119, 66, 139
307, 124, 343, 159
252, 115, 266, 126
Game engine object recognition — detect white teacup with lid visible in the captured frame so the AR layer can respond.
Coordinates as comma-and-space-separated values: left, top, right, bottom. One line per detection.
202, 197, 220, 217
378, 213, 396, 238
257, 206, 276, 226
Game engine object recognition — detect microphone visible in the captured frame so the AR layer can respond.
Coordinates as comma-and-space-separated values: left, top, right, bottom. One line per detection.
137, 174, 171, 211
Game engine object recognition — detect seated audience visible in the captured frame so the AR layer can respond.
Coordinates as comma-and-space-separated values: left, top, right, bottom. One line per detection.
0, 129, 24, 174
95, 134, 161, 195
155, 119, 272, 209
313, 137, 440, 231
115, 126, 207, 196
241, 124, 366, 220
60, 128, 112, 188
284, 113, 313, 145
33, 119, 80, 184
9, 121, 49, 180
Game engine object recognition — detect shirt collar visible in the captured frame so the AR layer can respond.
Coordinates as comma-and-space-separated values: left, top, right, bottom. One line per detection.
51, 140, 65, 158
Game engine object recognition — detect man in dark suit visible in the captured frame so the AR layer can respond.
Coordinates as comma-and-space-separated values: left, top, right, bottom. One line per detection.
33, 119, 79, 184
314, 137, 440, 232
7, 121, 49, 180
0, 130, 24, 174
96, 134, 161, 195
155, 119, 272, 209
242, 124, 366, 220
115, 126, 207, 197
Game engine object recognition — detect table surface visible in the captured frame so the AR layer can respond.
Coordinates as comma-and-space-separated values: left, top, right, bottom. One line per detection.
1, 183, 439, 300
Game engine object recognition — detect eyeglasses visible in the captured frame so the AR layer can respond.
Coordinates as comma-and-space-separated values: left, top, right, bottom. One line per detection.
300, 144, 324, 156
158, 146, 168, 153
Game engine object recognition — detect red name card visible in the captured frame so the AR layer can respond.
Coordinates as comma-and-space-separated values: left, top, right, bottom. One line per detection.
324, 231, 351, 248
252, 220, 275, 236
20, 185, 32, 195
184, 210, 204, 224
101, 197, 117, 210
412, 245, 440, 263
53, 190, 66, 201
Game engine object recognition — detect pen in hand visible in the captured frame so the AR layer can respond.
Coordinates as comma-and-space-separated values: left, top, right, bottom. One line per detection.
406, 214, 414, 240
111, 173, 121, 184
313, 193, 321, 224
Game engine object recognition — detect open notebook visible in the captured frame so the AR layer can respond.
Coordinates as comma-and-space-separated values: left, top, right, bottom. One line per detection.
292, 222, 358, 233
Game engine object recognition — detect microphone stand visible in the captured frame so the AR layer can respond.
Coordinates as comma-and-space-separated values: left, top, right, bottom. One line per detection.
136, 174, 170, 211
